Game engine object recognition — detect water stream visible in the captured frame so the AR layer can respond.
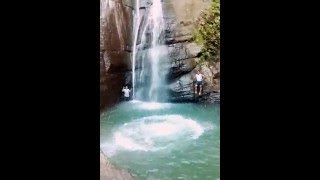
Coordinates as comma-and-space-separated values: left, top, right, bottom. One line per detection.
132, 0, 169, 102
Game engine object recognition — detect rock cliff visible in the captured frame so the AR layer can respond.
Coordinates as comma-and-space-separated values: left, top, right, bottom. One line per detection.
163, 0, 220, 103
100, 0, 220, 110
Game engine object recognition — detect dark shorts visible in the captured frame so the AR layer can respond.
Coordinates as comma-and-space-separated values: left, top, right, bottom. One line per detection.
124, 96, 130, 101
196, 81, 202, 86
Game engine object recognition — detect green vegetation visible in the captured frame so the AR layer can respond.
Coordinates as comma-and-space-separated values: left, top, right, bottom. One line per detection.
193, 0, 220, 63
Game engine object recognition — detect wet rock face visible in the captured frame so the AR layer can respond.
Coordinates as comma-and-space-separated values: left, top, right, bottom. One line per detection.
162, 0, 220, 103
167, 42, 201, 80
100, 0, 135, 110
100, 0, 156, 110
169, 57, 197, 80
169, 64, 220, 103
169, 73, 195, 102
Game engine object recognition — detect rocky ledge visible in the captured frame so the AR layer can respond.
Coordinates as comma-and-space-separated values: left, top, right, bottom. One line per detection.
163, 0, 220, 103
100, 150, 136, 180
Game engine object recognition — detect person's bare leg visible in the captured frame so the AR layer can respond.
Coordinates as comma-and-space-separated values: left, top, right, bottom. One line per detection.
195, 85, 197, 94
199, 85, 202, 95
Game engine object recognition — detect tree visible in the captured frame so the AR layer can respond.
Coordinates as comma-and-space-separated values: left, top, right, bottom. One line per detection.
193, 0, 220, 63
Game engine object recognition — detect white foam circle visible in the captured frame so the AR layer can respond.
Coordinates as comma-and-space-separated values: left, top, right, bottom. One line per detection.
102, 115, 214, 156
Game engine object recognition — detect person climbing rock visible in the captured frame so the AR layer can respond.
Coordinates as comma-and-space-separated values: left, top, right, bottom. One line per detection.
122, 86, 131, 101
195, 70, 204, 95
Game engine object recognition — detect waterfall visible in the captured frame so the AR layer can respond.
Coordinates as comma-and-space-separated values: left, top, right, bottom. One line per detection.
132, 0, 140, 99
131, 0, 169, 102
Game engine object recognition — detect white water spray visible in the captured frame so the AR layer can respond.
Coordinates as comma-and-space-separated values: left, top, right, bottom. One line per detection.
131, 0, 140, 99
148, 0, 165, 101
131, 0, 168, 102
101, 114, 212, 156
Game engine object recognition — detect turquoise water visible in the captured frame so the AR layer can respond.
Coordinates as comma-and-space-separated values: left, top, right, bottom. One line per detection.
100, 101, 220, 180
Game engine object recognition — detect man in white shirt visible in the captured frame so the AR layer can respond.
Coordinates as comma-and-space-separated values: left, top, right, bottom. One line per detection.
195, 71, 204, 95
122, 86, 131, 101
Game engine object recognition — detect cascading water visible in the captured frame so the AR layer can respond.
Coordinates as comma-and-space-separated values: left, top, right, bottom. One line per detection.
131, 0, 140, 99
132, 0, 169, 102
101, 0, 220, 179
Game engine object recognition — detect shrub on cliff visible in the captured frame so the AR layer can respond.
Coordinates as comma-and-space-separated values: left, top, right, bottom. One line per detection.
193, 0, 220, 63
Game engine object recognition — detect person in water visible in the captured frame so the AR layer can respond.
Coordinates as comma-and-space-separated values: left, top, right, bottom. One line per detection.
122, 86, 131, 101
195, 70, 204, 95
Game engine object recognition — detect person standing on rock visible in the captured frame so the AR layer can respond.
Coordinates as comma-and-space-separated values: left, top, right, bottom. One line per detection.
195, 71, 204, 95
122, 86, 131, 101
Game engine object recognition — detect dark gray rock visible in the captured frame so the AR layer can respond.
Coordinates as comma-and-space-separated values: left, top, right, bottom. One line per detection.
168, 58, 197, 80
167, 42, 201, 81
197, 92, 220, 103
169, 72, 195, 102
168, 42, 201, 61
106, 51, 132, 73
185, 42, 202, 58
168, 64, 220, 103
